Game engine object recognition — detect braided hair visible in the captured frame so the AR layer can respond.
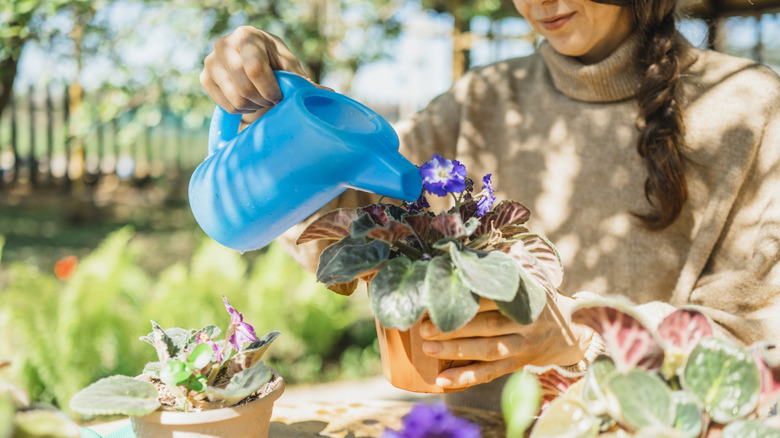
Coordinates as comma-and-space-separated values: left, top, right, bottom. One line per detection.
597, 0, 687, 229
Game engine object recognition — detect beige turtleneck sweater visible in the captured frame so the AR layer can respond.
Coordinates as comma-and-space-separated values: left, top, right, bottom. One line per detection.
279, 31, 780, 409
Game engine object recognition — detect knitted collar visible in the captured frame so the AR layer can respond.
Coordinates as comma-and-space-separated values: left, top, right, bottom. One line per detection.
539, 30, 697, 103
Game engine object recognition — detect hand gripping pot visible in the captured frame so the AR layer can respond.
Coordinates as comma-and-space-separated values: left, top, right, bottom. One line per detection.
189, 71, 423, 252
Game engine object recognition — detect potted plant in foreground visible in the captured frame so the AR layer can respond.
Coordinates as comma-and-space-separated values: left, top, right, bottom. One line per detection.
298, 154, 563, 393
501, 297, 780, 437
70, 296, 283, 438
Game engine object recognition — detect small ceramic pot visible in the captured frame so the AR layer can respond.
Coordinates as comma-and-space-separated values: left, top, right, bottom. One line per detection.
130, 373, 284, 438
375, 318, 472, 394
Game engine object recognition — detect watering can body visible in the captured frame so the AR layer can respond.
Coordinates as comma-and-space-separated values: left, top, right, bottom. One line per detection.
189, 71, 422, 252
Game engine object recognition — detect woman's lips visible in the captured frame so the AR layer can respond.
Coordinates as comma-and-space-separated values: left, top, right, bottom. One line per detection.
538, 12, 575, 31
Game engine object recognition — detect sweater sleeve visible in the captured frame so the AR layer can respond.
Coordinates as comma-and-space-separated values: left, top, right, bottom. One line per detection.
681, 97, 780, 346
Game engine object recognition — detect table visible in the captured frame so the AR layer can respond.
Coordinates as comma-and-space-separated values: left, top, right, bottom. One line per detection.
270, 400, 506, 437
83, 400, 507, 437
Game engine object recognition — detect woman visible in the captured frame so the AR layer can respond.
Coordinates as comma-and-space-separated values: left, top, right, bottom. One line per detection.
200, 0, 780, 411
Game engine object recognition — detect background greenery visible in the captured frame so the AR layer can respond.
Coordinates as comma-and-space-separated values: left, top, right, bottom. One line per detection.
0, 194, 381, 417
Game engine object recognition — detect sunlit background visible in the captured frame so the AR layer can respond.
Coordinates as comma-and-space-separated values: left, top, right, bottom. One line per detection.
1, 0, 779, 421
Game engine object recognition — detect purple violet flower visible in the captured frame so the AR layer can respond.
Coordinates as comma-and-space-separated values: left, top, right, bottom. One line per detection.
223, 296, 260, 352
420, 154, 467, 197
476, 173, 495, 217
195, 331, 223, 362
382, 402, 481, 438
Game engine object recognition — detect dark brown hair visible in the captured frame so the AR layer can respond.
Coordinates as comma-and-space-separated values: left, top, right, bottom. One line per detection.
597, 0, 688, 229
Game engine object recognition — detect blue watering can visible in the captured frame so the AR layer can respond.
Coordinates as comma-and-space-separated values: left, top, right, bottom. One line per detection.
189, 71, 423, 252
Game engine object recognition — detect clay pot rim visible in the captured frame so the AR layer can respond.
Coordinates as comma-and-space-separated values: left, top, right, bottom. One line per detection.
134, 371, 284, 425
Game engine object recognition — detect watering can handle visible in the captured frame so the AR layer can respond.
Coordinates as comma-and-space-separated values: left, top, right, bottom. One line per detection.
206, 71, 315, 156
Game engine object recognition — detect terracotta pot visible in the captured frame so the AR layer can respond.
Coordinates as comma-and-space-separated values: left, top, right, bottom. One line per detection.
130, 373, 284, 438
375, 318, 472, 394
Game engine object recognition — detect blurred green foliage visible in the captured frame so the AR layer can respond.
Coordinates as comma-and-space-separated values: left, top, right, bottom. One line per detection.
0, 227, 380, 416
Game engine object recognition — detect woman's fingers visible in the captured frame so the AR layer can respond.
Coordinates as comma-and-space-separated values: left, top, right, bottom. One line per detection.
435, 357, 525, 389
420, 310, 518, 341
201, 49, 259, 113
422, 334, 526, 361
236, 39, 282, 105
201, 26, 313, 114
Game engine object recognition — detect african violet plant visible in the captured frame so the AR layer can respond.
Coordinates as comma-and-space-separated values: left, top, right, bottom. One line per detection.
501, 298, 780, 438
298, 154, 563, 332
69, 296, 280, 417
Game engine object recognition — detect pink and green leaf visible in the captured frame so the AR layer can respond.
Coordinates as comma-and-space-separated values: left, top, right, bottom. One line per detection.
656, 309, 713, 354
751, 342, 780, 411
366, 219, 414, 243
431, 212, 478, 239
571, 305, 664, 372
474, 200, 530, 237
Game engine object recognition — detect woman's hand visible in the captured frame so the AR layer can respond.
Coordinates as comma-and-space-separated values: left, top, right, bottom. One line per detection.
200, 26, 310, 115
419, 295, 595, 390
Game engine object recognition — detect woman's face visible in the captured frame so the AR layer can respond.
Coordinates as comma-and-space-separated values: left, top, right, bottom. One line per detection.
513, 0, 634, 64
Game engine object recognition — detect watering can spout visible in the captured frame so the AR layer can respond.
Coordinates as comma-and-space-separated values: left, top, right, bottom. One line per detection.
348, 153, 422, 202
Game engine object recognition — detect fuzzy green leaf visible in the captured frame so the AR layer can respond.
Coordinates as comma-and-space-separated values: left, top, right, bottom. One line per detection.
316, 237, 390, 285
187, 343, 214, 370
245, 331, 281, 357
139, 322, 190, 362
583, 356, 616, 405
424, 256, 479, 332
206, 362, 273, 406
530, 396, 598, 438
671, 391, 703, 438
189, 374, 208, 393
633, 426, 687, 438
502, 371, 542, 438
370, 258, 429, 330
449, 245, 519, 301
607, 369, 674, 430
160, 361, 192, 387
721, 420, 780, 438
495, 266, 546, 325
69, 375, 160, 417
682, 337, 761, 423
142, 362, 162, 379
13, 407, 81, 437
350, 213, 379, 239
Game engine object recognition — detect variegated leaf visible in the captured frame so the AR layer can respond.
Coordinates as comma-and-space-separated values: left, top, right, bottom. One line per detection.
366, 219, 414, 243
357, 204, 389, 226
226, 331, 281, 376
403, 213, 441, 244
504, 239, 558, 294
518, 234, 563, 289
571, 306, 664, 372
656, 309, 713, 354
432, 212, 473, 239
474, 200, 531, 237
525, 364, 584, 412
297, 208, 359, 244
752, 342, 780, 411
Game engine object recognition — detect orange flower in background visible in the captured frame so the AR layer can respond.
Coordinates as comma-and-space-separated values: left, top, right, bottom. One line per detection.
54, 255, 78, 280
